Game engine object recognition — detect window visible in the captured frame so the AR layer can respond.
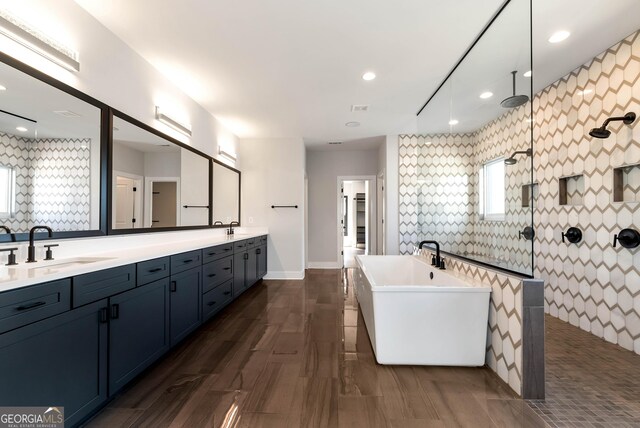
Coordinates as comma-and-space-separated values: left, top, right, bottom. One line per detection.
479, 158, 505, 221
0, 165, 16, 217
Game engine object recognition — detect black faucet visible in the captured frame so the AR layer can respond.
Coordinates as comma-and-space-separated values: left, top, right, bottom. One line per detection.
213, 221, 224, 226
227, 221, 239, 235
26, 225, 53, 263
0, 226, 15, 242
418, 240, 444, 269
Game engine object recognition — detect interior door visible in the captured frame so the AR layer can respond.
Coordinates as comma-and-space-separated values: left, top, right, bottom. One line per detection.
115, 176, 135, 229
151, 182, 177, 227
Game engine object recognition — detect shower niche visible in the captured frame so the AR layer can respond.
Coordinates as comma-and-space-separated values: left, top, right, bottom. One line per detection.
559, 174, 584, 206
613, 163, 640, 203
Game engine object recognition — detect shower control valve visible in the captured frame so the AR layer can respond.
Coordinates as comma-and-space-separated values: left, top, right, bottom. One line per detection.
612, 228, 640, 249
562, 227, 582, 244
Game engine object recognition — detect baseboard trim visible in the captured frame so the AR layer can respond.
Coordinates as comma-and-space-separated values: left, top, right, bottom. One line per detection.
307, 262, 341, 269
264, 271, 305, 280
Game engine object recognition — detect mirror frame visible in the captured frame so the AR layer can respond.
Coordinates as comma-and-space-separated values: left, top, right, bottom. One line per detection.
107, 109, 214, 235
211, 158, 241, 228
414, 0, 534, 278
0, 51, 109, 243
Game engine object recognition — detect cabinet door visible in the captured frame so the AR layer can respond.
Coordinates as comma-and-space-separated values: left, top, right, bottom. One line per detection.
170, 268, 202, 346
0, 300, 108, 427
257, 244, 267, 279
246, 248, 258, 288
109, 278, 170, 395
233, 251, 247, 296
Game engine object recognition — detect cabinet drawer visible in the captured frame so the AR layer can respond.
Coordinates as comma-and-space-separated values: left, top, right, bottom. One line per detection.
137, 257, 170, 286
170, 250, 202, 275
202, 243, 234, 264
233, 239, 248, 253
73, 265, 135, 307
259, 235, 268, 245
202, 280, 233, 320
202, 256, 233, 293
0, 279, 71, 334
245, 238, 257, 249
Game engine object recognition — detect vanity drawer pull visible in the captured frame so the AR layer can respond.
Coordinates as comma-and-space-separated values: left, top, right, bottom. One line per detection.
99, 307, 109, 323
208, 273, 216, 278
148, 267, 163, 273
170, 281, 177, 292
224, 248, 231, 251
207, 251, 217, 256
16, 301, 46, 311
223, 291, 231, 296
182, 259, 194, 264
207, 301, 217, 306
243, 253, 249, 260
223, 267, 231, 271
110, 304, 119, 320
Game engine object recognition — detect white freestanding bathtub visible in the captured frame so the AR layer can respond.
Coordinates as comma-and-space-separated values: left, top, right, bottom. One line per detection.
354, 255, 491, 366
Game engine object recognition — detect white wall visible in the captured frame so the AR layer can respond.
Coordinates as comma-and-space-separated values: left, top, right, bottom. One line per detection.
1, 1, 238, 160
306, 149, 379, 266
113, 141, 145, 176
239, 138, 305, 279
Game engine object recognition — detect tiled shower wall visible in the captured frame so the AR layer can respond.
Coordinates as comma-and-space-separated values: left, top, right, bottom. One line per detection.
398, 103, 533, 273
0, 132, 92, 232
535, 30, 640, 353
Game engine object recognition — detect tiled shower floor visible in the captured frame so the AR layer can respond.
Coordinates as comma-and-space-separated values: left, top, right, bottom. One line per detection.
527, 315, 640, 427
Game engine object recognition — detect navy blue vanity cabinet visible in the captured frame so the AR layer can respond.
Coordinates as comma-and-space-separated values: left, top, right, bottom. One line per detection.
233, 250, 247, 296
245, 247, 258, 288
202, 256, 234, 293
257, 242, 267, 279
73, 265, 135, 307
0, 299, 108, 427
202, 279, 233, 321
108, 278, 170, 395
202, 243, 234, 264
169, 267, 202, 346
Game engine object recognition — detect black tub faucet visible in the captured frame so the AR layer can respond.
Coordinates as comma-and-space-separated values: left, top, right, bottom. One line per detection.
419, 240, 444, 269
0, 226, 15, 242
26, 225, 53, 263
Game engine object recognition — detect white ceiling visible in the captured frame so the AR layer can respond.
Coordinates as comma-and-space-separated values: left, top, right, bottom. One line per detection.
75, 0, 640, 149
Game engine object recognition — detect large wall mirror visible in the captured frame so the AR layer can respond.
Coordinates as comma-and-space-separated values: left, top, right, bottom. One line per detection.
211, 160, 240, 226
409, 0, 533, 276
0, 57, 105, 242
111, 112, 211, 231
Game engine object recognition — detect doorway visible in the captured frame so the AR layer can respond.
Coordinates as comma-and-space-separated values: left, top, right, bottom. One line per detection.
150, 181, 177, 227
338, 176, 377, 268
113, 172, 142, 229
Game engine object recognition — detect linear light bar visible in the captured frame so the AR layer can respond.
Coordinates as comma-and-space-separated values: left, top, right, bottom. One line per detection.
155, 106, 192, 137
0, 12, 80, 72
218, 147, 237, 163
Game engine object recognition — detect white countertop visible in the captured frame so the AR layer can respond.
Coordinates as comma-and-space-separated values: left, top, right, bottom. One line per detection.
0, 232, 266, 293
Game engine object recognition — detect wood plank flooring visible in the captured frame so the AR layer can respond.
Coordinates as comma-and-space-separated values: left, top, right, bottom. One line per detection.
85, 269, 547, 427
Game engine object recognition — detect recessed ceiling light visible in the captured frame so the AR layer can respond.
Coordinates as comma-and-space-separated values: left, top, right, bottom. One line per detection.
16, 126, 27, 132
548, 30, 570, 44
345, 121, 360, 127
362, 72, 376, 81
479, 91, 493, 99
448, 119, 459, 126
523, 70, 532, 77
0, 85, 6, 91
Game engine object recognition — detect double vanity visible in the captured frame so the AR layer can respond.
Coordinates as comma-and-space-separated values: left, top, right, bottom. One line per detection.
0, 232, 268, 427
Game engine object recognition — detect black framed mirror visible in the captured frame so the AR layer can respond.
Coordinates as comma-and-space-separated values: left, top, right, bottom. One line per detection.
211, 159, 240, 227
0, 52, 108, 243
108, 110, 212, 234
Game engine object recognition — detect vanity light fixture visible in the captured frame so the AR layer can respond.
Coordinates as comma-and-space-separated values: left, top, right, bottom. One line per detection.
362, 72, 376, 81
15, 126, 27, 132
218, 147, 237, 163
0, 12, 80, 72
479, 91, 493, 99
155, 106, 192, 137
448, 119, 459, 125
548, 30, 570, 44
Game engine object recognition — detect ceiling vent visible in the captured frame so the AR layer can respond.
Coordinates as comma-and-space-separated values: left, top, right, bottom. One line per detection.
328, 141, 342, 145
351, 105, 369, 112
53, 110, 82, 117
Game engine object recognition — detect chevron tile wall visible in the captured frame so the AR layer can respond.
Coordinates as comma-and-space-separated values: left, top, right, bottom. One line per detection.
534, 30, 640, 354
0, 132, 92, 232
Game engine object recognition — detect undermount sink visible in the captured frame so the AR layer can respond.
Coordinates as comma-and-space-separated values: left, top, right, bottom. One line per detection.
10, 257, 114, 273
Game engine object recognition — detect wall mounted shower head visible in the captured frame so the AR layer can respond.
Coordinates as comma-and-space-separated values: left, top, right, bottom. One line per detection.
504, 148, 532, 165
589, 112, 636, 139
501, 71, 530, 108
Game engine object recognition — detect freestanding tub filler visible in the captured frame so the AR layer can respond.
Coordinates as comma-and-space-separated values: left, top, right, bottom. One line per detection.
354, 255, 491, 366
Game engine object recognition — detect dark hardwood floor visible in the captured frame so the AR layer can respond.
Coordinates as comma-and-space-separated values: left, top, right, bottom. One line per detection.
85, 269, 547, 427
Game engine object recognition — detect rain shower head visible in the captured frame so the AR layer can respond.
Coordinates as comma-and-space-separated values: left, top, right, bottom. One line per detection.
589, 112, 636, 139
501, 71, 530, 108
504, 148, 532, 165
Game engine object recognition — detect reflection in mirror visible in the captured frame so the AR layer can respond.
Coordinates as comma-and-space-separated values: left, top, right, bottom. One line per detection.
212, 160, 240, 225
0, 61, 102, 234
410, 0, 533, 275
112, 115, 209, 229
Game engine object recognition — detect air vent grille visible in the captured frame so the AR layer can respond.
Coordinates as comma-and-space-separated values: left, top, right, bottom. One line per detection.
328, 142, 342, 145
351, 105, 369, 112
53, 110, 82, 117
